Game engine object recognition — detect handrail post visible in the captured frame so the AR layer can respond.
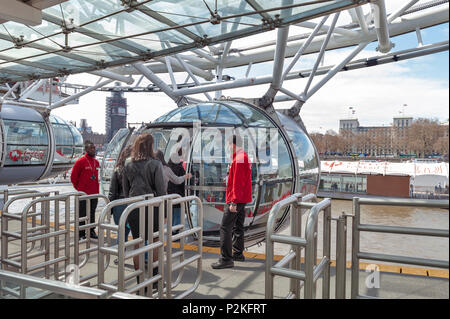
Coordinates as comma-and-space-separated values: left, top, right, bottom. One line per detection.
335, 213, 347, 299
290, 200, 301, 298
351, 197, 360, 299
166, 198, 174, 298
304, 224, 314, 299
322, 204, 331, 299
265, 201, 279, 299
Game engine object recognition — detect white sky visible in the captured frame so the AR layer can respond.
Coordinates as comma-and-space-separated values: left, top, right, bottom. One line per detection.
51, 2, 450, 135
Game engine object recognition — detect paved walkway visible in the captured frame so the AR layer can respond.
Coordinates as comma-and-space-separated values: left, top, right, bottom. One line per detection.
1, 215, 448, 299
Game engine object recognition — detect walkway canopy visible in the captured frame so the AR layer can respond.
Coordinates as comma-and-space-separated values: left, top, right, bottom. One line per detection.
0, 0, 364, 84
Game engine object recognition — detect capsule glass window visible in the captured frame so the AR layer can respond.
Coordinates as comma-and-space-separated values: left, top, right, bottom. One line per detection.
3, 120, 49, 166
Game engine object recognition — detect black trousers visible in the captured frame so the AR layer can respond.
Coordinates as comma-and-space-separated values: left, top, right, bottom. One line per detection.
79, 198, 98, 236
219, 203, 246, 262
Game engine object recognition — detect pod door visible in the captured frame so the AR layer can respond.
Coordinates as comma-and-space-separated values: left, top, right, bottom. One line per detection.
186, 127, 260, 246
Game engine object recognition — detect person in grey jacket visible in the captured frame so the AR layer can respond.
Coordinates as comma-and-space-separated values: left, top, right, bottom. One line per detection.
122, 133, 166, 275
154, 150, 191, 232
154, 150, 191, 193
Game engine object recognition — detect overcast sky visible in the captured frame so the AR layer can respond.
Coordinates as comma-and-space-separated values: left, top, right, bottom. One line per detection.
52, 3, 449, 135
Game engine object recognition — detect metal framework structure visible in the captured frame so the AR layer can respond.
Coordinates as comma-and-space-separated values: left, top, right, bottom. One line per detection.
0, 0, 449, 132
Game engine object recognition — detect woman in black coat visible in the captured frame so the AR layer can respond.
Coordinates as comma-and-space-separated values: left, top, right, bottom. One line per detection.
108, 145, 132, 242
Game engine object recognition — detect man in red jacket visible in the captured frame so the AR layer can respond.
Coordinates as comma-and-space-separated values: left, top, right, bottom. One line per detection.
71, 140, 100, 239
212, 134, 252, 269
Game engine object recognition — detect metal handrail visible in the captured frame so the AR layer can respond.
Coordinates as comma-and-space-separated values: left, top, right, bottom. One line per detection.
265, 193, 322, 299
0, 269, 108, 299
1, 191, 52, 264
99, 196, 166, 297
166, 195, 203, 299
98, 193, 203, 299
1, 192, 87, 298
75, 194, 109, 272
351, 197, 449, 299
303, 198, 332, 299
97, 194, 151, 289
97, 194, 155, 293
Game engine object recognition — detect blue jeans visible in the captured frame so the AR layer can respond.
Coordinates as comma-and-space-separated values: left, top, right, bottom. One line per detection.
112, 204, 130, 242
172, 206, 181, 227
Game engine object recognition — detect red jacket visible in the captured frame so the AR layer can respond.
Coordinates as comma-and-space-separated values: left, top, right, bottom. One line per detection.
226, 149, 252, 204
70, 153, 100, 195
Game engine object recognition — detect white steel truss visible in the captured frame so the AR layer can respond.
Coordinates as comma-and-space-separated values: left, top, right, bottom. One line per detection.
0, 0, 448, 131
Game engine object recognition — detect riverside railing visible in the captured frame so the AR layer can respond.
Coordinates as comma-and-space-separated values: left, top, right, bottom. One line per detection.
351, 197, 449, 299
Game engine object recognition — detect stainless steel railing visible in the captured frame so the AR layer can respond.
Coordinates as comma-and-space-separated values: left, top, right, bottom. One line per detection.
75, 194, 109, 282
98, 193, 203, 299
265, 193, 332, 299
0, 269, 108, 299
0, 269, 146, 299
1, 190, 54, 269
351, 197, 449, 299
303, 198, 332, 299
0, 191, 113, 297
97, 194, 156, 294
1, 191, 86, 298
334, 212, 349, 299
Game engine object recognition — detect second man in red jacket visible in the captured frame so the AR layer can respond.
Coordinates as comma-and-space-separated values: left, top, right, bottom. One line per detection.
70, 140, 100, 239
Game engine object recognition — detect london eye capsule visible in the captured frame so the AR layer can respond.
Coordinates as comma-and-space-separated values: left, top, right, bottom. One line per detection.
101, 100, 320, 247
0, 102, 84, 185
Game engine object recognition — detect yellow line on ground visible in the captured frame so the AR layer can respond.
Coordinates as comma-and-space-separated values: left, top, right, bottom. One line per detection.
173, 243, 449, 279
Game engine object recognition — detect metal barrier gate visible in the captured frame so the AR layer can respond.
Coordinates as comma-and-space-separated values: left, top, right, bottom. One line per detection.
265, 193, 332, 299
1, 190, 55, 273
0, 190, 110, 297
0, 269, 147, 299
75, 194, 109, 283
1, 191, 83, 298
351, 197, 449, 299
98, 194, 203, 299
97, 194, 156, 294
166, 195, 203, 299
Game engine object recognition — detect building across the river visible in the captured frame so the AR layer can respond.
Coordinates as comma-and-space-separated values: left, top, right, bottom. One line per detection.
319, 160, 449, 199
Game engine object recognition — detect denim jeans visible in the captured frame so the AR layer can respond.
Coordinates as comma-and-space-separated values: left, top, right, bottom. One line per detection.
112, 204, 130, 242
172, 205, 181, 227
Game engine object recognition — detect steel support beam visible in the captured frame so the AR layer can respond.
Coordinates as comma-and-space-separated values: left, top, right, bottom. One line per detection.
387, 0, 420, 24
49, 79, 114, 109
371, 0, 394, 53
133, 62, 188, 107
282, 15, 329, 82
174, 55, 212, 102
262, 26, 290, 105
303, 12, 340, 97
89, 70, 134, 85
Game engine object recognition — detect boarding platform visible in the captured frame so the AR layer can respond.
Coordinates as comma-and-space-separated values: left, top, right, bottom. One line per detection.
0, 189, 448, 299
